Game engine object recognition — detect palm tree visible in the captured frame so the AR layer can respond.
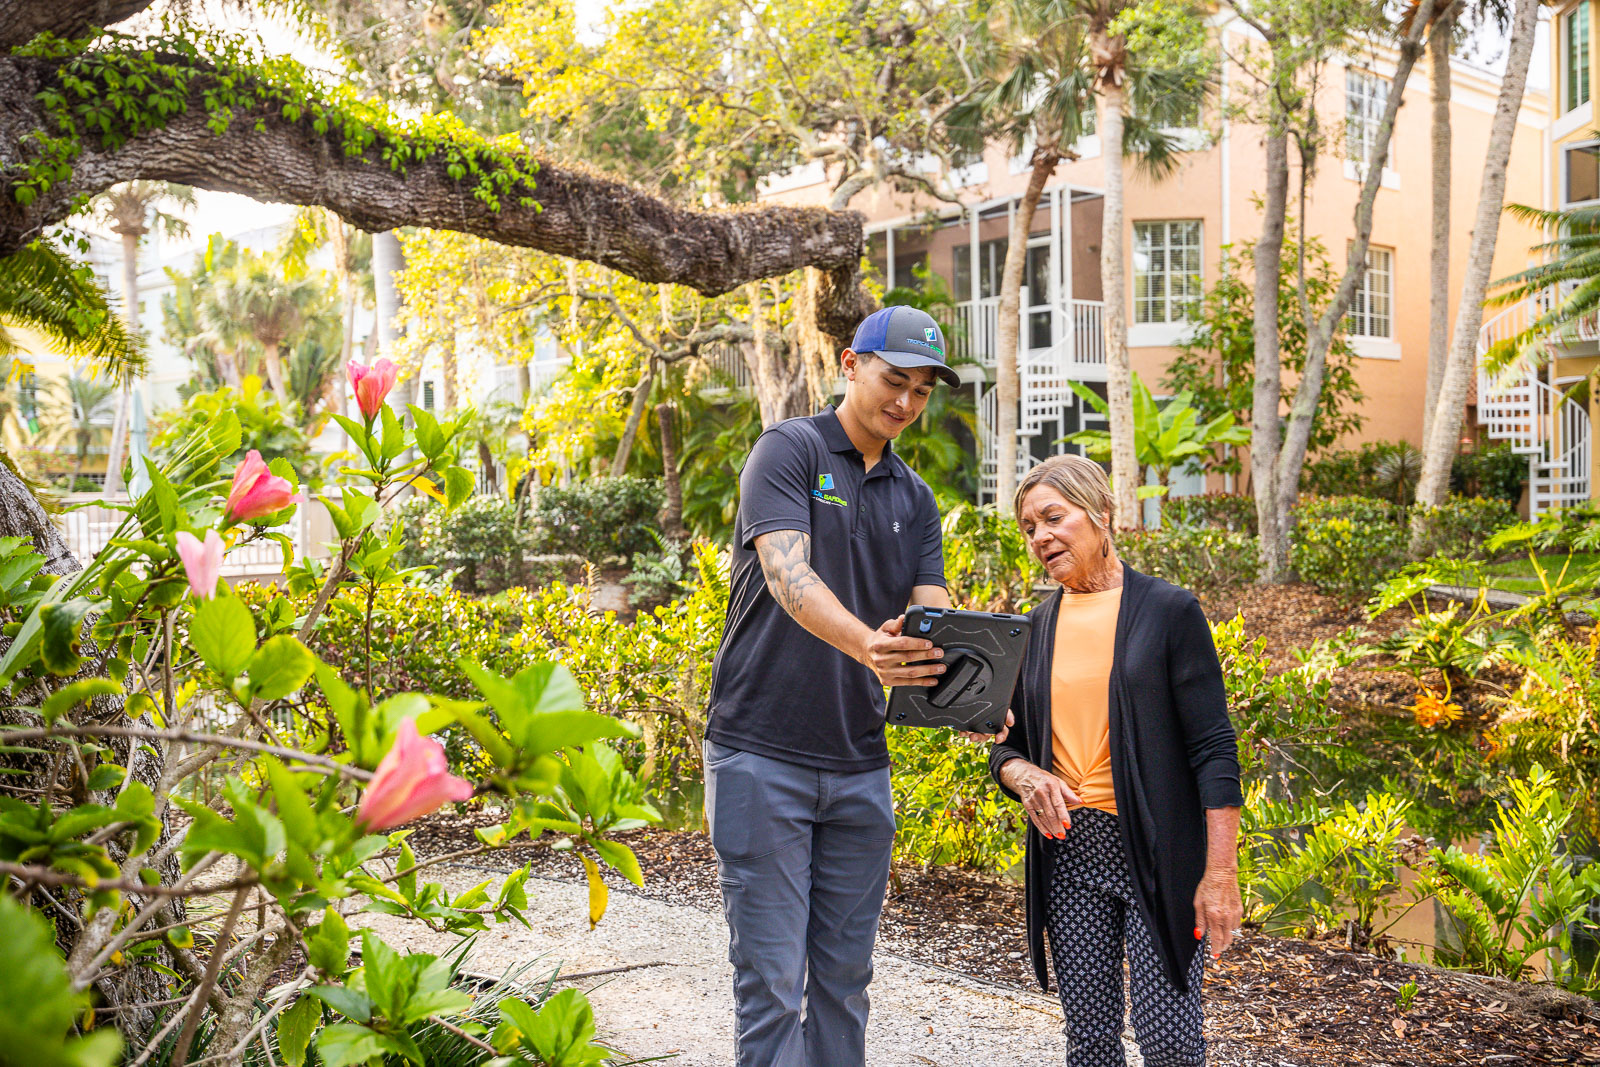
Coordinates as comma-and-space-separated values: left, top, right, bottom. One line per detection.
0, 240, 143, 378
39, 376, 117, 487
1074, 0, 1215, 527
0, 239, 142, 493
86, 181, 195, 494
955, 0, 1094, 513
1411, 0, 1539, 528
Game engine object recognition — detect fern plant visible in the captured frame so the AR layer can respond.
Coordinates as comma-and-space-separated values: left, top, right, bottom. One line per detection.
1424, 764, 1600, 987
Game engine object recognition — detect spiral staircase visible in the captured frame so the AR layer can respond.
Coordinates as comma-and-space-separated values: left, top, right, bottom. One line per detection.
973, 289, 1106, 502
1475, 300, 1593, 517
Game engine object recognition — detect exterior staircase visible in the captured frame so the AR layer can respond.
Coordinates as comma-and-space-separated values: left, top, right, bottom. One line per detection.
977, 290, 1106, 502
1475, 299, 1592, 517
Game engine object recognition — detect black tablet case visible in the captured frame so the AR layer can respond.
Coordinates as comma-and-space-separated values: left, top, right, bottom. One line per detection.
885, 606, 1030, 733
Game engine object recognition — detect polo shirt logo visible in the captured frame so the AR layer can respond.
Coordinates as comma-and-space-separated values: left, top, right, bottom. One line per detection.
819, 473, 834, 491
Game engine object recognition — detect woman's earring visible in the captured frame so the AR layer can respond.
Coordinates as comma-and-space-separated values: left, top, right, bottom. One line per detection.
1101, 538, 1109, 558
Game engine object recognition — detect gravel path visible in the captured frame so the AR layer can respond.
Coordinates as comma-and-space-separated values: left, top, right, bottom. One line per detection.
361, 865, 1146, 1067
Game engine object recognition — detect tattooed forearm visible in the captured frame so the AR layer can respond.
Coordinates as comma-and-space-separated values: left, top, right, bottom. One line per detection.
755, 530, 825, 618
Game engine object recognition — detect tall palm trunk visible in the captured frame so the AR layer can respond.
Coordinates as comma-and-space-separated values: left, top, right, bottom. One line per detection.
441, 331, 458, 413
1413, 0, 1539, 530
333, 222, 355, 420
995, 151, 1059, 513
657, 400, 686, 539
611, 358, 654, 476
102, 229, 139, 496
1423, 6, 1456, 444
1252, 120, 1291, 581
1098, 76, 1139, 529
261, 340, 290, 399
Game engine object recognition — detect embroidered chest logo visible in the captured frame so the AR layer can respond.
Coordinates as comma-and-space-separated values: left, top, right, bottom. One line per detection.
892, 520, 901, 533
813, 471, 848, 508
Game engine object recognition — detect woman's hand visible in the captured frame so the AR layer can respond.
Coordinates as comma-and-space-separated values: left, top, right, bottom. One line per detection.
1193, 865, 1242, 958
999, 759, 1082, 839
959, 709, 1013, 745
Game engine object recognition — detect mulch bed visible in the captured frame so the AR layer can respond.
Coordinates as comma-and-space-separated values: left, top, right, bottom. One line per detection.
408, 814, 1600, 1066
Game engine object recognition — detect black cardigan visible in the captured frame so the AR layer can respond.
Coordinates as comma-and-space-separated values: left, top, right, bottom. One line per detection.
988, 567, 1244, 993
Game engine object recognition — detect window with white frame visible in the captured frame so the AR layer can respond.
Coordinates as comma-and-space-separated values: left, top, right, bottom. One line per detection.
1132, 221, 1202, 325
1567, 141, 1600, 204
1568, 2, 1592, 114
1345, 246, 1394, 339
1345, 69, 1390, 171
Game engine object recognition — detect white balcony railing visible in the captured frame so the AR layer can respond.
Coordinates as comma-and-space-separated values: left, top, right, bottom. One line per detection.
59, 499, 302, 578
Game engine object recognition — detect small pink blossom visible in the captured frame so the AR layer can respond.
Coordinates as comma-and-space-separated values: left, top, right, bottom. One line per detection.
224, 450, 304, 525
356, 719, 474, 832
175, 529, 225, 600
347, 359, 399, 421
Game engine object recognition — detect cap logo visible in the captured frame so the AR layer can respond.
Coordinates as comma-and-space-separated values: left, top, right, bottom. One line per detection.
908, 325, 945, 357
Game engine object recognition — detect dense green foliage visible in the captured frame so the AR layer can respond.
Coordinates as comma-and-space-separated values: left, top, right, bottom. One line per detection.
533, 477, 665, 562
1289, 496, 1410, 603
1119, 524, 1260, 588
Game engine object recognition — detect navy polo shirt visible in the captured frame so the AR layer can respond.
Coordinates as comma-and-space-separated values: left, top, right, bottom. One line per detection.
707, 406, 946, 772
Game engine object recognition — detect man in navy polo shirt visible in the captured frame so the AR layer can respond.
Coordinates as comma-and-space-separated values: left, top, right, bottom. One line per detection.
705, 305, 967, 1066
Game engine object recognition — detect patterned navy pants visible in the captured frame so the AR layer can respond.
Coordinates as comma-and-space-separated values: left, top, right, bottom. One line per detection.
1043, 807, 1206, 1067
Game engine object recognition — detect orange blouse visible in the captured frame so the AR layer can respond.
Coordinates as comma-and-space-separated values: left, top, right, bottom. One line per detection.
1049, 585, 1122, 815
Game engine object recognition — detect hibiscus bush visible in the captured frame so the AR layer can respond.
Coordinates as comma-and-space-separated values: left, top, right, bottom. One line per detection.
0, 361, 653, 1065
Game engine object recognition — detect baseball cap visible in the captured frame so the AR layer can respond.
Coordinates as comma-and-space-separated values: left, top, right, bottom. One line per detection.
850, 305, 961, 388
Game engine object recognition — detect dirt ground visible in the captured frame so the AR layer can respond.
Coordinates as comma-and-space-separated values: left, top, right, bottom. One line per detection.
406, 815, 1600, 1067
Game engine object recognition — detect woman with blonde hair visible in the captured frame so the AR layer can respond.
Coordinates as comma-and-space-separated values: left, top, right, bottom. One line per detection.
990, 454, 1242, 1066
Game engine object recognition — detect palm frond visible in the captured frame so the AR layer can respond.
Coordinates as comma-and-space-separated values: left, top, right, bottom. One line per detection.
0, 241, 144, 381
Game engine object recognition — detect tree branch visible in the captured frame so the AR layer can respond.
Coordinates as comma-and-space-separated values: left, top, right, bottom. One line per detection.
0, 0, 152, 51
0, 51, 865, 299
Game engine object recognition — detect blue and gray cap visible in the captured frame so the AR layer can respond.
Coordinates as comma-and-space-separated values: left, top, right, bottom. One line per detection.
850, 305, 961, 388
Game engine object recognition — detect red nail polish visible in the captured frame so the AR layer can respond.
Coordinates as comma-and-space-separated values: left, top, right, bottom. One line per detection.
1194, 927, 1203, 940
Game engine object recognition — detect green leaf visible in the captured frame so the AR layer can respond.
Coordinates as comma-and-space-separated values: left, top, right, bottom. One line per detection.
443, 466, 474, 509
306, 987, 373, 1025
41, 678, 123, 725
38, 598, 95, 675
315, 1022, 387, 1067
305, 909, 351, 977
275, 995, 320, 1067
189, 596, 256, 679
247, 636, 316, 702
0, 894, 122, 1067
379, 404, 405, 461
84, 762, 125, 792
407, 405, 444, 459
591, 839, 645, 887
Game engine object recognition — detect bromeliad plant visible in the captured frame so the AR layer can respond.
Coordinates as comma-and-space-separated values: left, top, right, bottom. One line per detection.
0, 360, 655, 1065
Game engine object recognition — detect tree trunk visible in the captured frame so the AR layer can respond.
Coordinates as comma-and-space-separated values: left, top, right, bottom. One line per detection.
441, 329, 458, 412
1252, 120, 1291, 582
102, 228, 139, 496
261, 341, 289, 399
611, 358, 654, 476
1099, 78, 1139, 530
1274, 2, 1435, 525
334, 223, 355, 420
1423, 7, 1455, 445
744, 283, 806, 426
656, 400, 686, 539
1413, 0, 1539, 534
995, 153, 1057, 514
372, 231, 406, 420
478, 439, 497, 494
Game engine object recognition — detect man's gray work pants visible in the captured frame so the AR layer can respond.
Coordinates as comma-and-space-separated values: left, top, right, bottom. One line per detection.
704, 740, 896, 1067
